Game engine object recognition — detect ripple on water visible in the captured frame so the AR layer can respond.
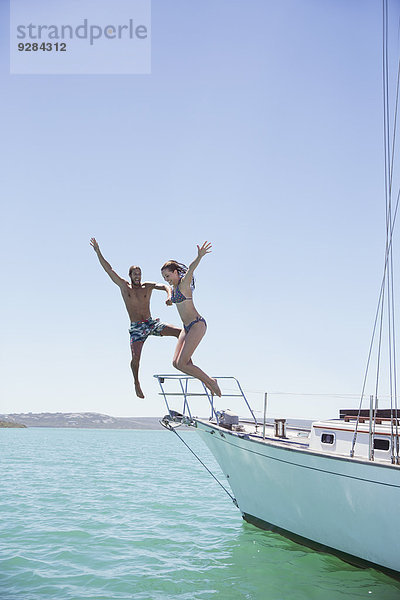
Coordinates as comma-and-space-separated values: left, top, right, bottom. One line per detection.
1, 429, 400, 600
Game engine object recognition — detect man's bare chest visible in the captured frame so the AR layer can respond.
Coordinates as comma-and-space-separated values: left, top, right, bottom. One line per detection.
122, 287, 151, 306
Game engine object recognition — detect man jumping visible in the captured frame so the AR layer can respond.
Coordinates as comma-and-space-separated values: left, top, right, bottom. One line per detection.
90, 238, 181, 398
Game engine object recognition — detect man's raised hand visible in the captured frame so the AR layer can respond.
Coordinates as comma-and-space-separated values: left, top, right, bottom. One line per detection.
90, 237, 99, 252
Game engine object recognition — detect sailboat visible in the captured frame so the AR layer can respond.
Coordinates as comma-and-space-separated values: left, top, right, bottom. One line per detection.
156, 0, 400, 577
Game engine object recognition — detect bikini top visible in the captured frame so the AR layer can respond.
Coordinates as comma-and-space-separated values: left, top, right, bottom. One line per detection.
171, 281, 193, 304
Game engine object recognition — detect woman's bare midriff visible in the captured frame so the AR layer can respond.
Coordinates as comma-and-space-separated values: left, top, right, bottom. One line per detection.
176, 300, 201, 327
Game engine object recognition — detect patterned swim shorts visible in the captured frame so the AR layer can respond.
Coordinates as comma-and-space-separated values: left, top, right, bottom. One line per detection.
129, 318, 166, 344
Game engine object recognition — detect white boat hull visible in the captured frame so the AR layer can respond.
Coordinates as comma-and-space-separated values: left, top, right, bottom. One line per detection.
196, 420, 400, 574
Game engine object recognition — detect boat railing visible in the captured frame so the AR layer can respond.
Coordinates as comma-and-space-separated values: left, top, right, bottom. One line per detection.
343, 414, 400, 426
153, 374, 258, 427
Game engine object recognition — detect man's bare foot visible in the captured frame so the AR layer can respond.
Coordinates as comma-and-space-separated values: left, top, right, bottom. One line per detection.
135, 382, 145, 399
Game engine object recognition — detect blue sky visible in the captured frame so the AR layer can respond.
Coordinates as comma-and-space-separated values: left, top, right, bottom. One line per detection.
1, 0, 400, 420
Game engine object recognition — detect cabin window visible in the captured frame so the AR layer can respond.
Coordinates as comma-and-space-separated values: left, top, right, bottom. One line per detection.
321, 433, 335, 444
373, 438, 390, 451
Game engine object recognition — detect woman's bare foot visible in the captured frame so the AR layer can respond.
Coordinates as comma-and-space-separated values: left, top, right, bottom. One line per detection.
135, 381, 145, 399
209, 378, 221, 397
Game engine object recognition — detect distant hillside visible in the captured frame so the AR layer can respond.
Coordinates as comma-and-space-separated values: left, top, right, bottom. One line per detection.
0, 419, 26, 428
0, 412, 165, 430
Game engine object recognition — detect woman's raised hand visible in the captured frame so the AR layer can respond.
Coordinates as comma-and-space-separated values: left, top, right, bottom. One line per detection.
197, 241, 212, 258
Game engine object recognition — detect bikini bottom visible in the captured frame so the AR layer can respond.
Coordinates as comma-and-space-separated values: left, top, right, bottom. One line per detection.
184, 316, 207, 334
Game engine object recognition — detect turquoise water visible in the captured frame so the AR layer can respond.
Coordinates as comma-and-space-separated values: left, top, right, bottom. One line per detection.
1, 429, 400, 600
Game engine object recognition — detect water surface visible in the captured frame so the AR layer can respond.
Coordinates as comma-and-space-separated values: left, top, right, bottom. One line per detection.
1, 428, 399, 599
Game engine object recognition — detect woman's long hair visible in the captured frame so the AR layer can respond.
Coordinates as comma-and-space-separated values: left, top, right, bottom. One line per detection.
161, 260, 195, 288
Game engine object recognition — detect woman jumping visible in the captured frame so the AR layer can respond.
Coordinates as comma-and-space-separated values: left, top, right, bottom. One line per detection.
161, 242, 221, 397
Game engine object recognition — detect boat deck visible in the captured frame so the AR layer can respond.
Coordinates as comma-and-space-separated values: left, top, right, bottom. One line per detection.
155, 374, 400, 464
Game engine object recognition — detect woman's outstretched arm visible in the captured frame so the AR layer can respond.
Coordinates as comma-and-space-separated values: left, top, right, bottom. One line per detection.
182, 241, 212, 285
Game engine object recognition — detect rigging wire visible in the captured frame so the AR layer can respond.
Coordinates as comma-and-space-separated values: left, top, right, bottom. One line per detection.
162, 421, 238, 506
352, 0, 400, 459
389, 14, 400, 462
350, 189, 400, 455
383, 0, 400, 463
380, 0, 391, 461
382, 0, 394, 462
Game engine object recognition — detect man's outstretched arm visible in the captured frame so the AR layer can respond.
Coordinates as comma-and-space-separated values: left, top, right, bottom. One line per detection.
90, 237, 126, 287
153, 282, 173, 305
